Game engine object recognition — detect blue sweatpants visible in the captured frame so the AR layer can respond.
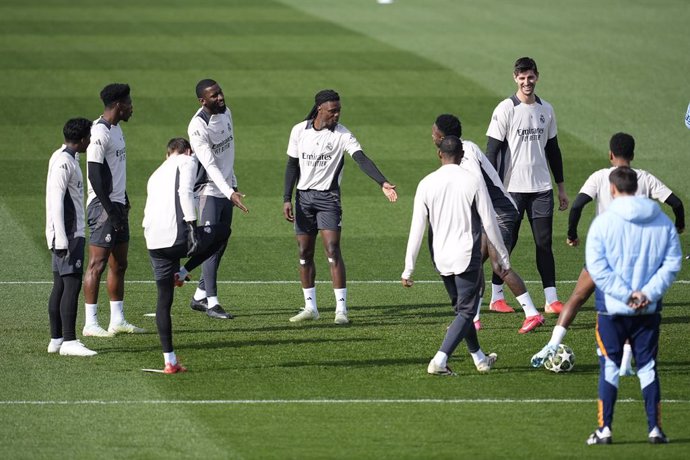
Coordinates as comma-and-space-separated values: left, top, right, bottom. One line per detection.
595, 312, 661, 432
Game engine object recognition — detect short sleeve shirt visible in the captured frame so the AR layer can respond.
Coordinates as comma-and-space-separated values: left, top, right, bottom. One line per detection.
86, 118, 127, 206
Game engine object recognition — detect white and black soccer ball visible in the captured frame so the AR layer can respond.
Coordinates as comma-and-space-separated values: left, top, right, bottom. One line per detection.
544, 344, 575, 373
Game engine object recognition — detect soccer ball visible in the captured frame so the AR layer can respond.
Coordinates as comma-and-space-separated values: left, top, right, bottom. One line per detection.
544, 344, 575, 373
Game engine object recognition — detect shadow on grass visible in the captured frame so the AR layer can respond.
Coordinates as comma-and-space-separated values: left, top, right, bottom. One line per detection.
277, 356, 427, 368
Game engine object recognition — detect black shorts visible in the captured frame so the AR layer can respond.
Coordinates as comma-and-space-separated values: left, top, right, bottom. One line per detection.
294, 189, 342, 235
510, 190, 554, 220
148, 245, 186, 281
51, 237, 85, 276
493, 207, 519, 248
87, 201, 130, 247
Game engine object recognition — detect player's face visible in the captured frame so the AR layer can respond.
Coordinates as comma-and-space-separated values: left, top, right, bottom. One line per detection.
117, 96, 133, 122
514, 70, 538, 98
316, 100, 341, 129
431, 124, 444, 147
200, 84, 226, 114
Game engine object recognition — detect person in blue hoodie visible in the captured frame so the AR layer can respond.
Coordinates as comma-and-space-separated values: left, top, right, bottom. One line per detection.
584, 166, 682, 445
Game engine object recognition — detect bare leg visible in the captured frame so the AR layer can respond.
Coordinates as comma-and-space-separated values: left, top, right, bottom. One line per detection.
321, 229, 345, 289
83, 245, 110, 304
556, 268, 595, 329
106, 242, 128, 301
296, 234, 317, 288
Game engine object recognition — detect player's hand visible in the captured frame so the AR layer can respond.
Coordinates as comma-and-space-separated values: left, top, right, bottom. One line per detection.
401, 278, 413, 288
53, 248, 68, 258
530, 344, 557, 368
566, 237, 579, 247
283, 202, 294, 222
109, 208, 126, 232
629, 291, 649, 309
558, 190, 569, 211
382, 182, 397, 202
231, 192, 248, 213
186, 220, 198, 256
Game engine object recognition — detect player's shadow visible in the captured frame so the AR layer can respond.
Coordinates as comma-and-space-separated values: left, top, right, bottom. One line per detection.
277, 356, 425, 368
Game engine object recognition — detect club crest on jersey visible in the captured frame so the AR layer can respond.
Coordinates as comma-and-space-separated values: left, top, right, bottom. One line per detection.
76, 259, 82, 269
326, 142, 334, 150
105, 234, 112, 243
540, 114, 545, 124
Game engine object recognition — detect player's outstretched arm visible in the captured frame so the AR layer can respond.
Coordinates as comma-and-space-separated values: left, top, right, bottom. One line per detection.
382, 182, 398, 202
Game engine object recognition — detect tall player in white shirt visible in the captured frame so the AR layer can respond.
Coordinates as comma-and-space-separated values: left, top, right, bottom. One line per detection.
188, 79, 248, 320
531, 132, 684, 373
45, 118, 96, 357
486, 57, 569, 315
283, 89, 397, 324
402, 136, 509, 375
83, 83, 144, 337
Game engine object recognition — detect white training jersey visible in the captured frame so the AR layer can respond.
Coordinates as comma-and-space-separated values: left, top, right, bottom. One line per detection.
486, 95, 558, 193
287, 120, 363, 191
188, 107, 236, 199
402, 164, 510, 279
45, 145, 84, 249
86, 117, 127, 206
460, 139, 517, 212
142, 154, 198, 250
579, 167, 673, 215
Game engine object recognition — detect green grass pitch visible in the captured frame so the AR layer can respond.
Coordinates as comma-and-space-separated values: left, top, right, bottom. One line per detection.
0, 0, 689, 458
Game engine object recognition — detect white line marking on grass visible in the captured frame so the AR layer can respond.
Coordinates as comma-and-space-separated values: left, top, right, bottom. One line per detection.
1, 398, 689, 405
5, 280, 690, 285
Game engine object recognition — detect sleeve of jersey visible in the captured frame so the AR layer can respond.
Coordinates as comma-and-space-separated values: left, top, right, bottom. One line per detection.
585, 218, 632, 303
567, 193, 594, 240
640, 227, 682, 302
286, 125, 300, 159
486, 103, 509, 141
352, 151, 388, 186
544, 136, 564, 183
86, 125, 108, 164
47, 160, 70, 249
646, 173, 673, 202
178, 157, 198, 222
189, 119, 235, 200
474, 178, 510, 270
402, 183, 429, 279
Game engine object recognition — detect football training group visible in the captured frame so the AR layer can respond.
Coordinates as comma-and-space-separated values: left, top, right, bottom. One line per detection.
44, 57, 683, 445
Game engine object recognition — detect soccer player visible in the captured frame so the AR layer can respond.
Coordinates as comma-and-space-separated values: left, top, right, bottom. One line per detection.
143, 138, 234, 373
531, 132, 685, 374
283, 89, 397, 324
83, 83, 144, 337
584, 167, 680, 445
402, 136, 508, 375
188, 79, 248, 319
432, 114, 543, 333
486, 57, 569, 315
45, 118, 97, 356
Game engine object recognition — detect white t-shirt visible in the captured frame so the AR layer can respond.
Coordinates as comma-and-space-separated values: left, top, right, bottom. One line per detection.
142, 154, 198, 250
579, 167, 673, 215
188, 108, 236, 199
86, 118, 127, 206
287, 120, 362, 190
402, 164, 510, 279
486, 95, 558, 193
45, 145, 84, 249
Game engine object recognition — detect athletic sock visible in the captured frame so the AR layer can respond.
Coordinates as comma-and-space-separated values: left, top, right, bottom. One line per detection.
50, 338, 64, 347
470, 349, 487, 365
433, 351, 448, 368
516, 292, 539, 317
207, 296, 219, 308
620, 343, 633, 373
303, 287, 317, 312
334, 288, 347, 314
109, 300, 124, 325
544, 287, 558, 305
177, 267, 189, 280
548, 325, 567, 348
84, 303, 99, 327
194, 288, 207, 302
490, 283, 505, 303
164, 351, 177, 366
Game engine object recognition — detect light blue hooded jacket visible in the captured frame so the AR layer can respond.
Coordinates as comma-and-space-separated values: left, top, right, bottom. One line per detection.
586, 196, 681, 315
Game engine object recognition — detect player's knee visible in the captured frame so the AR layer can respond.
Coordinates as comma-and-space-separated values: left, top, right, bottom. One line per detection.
637, 359, 656, 390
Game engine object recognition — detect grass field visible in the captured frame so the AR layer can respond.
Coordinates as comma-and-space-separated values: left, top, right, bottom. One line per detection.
1, 0, 689, 458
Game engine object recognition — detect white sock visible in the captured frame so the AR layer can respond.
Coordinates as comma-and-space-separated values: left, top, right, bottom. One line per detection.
470, 349, 486, 365
84, 303, 99, 327
544, 287, 558, 305
620, 343, 633, 371
334, 288, 347, 314
207, 296, 219, 308
194, 288, 207, 301
62, 340, 78, 347
50, 338, 64, 347
109, 300, 124, 325
473, 294, 481, 322
164, 351, 177, 366
490, 283, 505, 302
303, 287, 317, 312
177, 267, 189, 280
548, 325, 567, 348
516, 292, 539, 317
433, 351, 448, 367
